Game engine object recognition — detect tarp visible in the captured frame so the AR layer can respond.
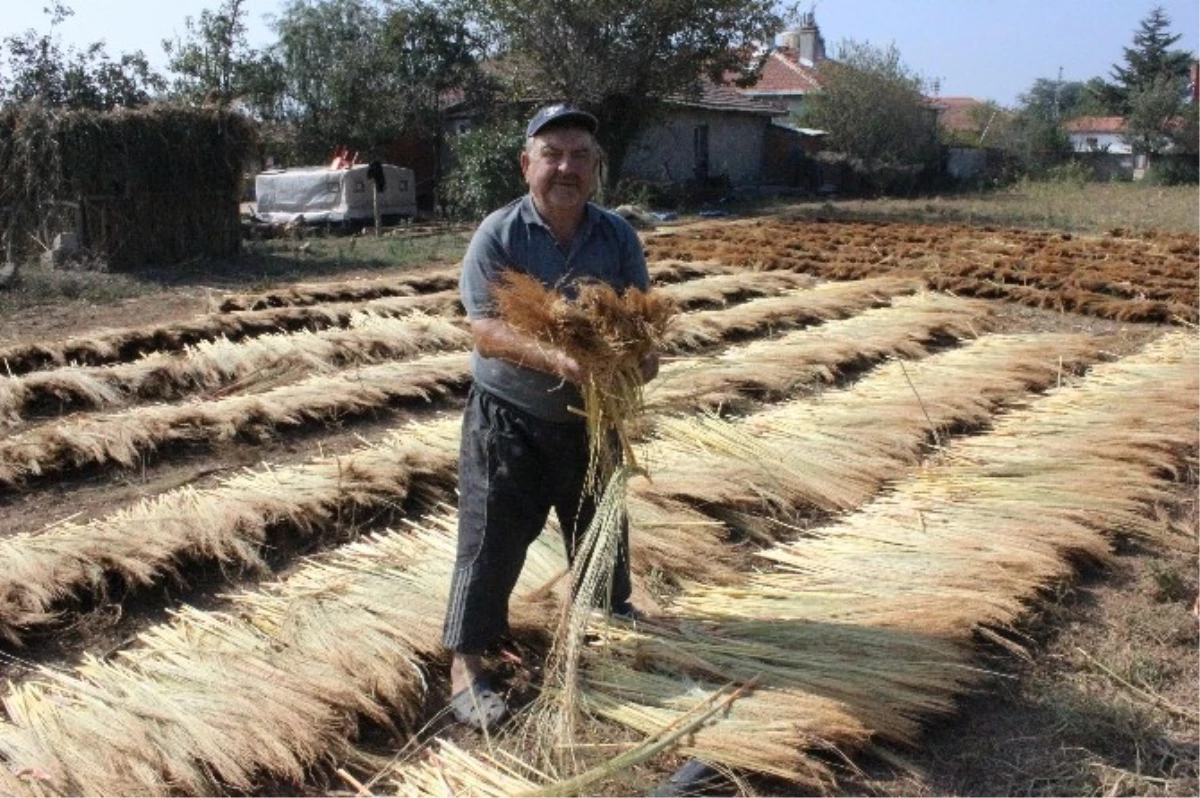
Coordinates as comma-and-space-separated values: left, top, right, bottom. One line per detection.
254, 164, 417, 224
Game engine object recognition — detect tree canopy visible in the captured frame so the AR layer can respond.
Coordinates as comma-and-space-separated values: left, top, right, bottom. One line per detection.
1095, 5, 1193, 155
1018, 77, 1109, 123
0, 2, 165, 110
799, 40, 939, 168
256, 0, 485, 164
162, 0, 275, 107
1102, 5, 1193, 112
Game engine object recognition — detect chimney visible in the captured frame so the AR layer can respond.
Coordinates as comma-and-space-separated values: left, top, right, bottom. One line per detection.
778, 11, 826, 65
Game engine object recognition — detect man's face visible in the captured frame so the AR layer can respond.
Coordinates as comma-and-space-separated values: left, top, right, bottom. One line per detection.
520, 126, 597, 219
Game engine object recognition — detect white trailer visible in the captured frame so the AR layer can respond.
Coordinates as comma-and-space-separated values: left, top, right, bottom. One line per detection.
253, 164, 417, 225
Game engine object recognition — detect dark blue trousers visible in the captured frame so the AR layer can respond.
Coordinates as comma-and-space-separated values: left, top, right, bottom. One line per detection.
442, 386, 633, 654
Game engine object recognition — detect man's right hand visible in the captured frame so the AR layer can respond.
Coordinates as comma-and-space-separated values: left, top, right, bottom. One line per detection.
553, 350, 589, 385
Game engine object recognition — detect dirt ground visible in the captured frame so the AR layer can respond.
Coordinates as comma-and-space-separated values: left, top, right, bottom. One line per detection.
0, 215, 1195, 797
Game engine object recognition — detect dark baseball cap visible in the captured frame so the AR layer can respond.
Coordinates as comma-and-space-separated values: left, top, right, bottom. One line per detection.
525, 104, 599, 138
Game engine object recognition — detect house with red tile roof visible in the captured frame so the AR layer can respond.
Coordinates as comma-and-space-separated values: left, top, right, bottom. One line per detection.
736, 13, 827, 119
932, 97, 996, 141
1063, 116, 1131, 154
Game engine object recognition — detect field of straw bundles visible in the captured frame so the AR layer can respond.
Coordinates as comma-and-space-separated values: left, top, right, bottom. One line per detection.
0, 204, 1195, 797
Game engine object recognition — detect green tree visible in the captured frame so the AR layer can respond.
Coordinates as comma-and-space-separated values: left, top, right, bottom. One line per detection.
1093, 5, 1194, 157
799, 40, 939, 168
0, 2, 164, 110
1099, 5, 1193, 114
1018, 77, 1108, 123
262, 0, 485, 164
1010, 114, 1073, 178
162, 0, 267, 105
265, 0, 385, 158
1166, 100, 1199, 155
1002, 76, 1084, 179
1124, 73, 1187, 155
379, 3, 488, 133
470, 0, 784, 187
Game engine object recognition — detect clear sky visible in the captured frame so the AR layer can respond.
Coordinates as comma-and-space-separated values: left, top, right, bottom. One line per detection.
809, 0, 1200, 106
2, 0, 1198, 109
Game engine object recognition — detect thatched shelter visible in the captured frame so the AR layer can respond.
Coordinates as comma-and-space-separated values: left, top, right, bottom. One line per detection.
0, 103, 256, 269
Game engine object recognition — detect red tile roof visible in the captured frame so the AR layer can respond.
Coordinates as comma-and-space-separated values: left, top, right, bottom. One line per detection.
1063, 116, 1125, 134
932, 97, 993, 132
738, 48, 825, 96
668, 80, 787, 115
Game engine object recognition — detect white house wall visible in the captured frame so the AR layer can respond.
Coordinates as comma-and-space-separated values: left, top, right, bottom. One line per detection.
1068, 131, 1131, 154
621, 109, 768, 186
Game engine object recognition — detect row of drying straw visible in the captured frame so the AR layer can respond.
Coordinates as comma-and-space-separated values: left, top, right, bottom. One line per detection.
0, 257, 738, 377
0, 291, 986, 645
0, 267, 816, 425
0, 277, 917, 488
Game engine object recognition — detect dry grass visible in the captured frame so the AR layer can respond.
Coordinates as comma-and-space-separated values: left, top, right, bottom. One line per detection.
0, 352, 471, 488
648, 290, 990, 413
215, 256, 743, 313
776, 182, 1200, 235
664, 275, 920, 352
0, 505, 572, 796
217, 265, 461, 311
651, 333, 1196, 779
528, 332, 1195, 792
0, 290, 999, 644
645, 216, 1199, 324
0, 268, 792, 430
0, 331, 1191, 796
493, 271, 675, 479
0, 273, 926, 486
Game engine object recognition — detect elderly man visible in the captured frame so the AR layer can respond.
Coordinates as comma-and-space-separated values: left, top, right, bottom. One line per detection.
442, 104, 657, 731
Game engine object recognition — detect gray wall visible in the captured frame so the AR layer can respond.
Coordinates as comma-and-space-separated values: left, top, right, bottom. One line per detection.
620, 109, 769, 186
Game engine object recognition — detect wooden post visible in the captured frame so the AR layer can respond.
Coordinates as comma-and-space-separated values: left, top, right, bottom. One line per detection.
373, 182, 381, 238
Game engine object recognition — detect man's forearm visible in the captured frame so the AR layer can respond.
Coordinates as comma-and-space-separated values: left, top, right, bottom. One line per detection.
470, 318, 582, 383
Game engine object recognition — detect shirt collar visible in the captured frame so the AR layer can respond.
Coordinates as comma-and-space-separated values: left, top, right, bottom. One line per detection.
519, 193, 598, 242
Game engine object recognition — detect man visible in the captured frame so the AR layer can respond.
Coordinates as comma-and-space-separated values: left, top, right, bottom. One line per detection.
442, 104, 658, 731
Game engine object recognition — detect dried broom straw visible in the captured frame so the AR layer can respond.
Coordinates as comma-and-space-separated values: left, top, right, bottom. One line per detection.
492, 270, 676, 484
519, 465, 633, 773
491, 271, 675, 771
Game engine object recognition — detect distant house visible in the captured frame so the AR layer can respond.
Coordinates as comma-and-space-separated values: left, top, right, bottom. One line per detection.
1062, 117, 1140, 179
933, 97, 1001, 145
622, 82, 786, 187
930, 96, 1010, 181
1064, 116, 1131, 154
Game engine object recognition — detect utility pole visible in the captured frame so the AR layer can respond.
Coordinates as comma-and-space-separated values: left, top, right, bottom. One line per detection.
1053, 66, 1063, 121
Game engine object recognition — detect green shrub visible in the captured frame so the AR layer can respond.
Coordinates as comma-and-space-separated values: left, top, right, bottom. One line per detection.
609, 178, 679, 209
442, 115, 527, 221
1040, 159, 1093, 186
1144, 156, 1199, 186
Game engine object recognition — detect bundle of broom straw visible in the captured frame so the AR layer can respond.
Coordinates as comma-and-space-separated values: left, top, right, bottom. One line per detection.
493, 270, 676, 487
492, 269, 676, 771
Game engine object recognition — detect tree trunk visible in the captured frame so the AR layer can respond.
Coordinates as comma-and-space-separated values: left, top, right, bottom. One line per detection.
595, 95, 663, 192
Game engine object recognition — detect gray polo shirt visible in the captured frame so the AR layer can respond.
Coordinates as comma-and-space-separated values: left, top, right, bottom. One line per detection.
460, 194, 649, 423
